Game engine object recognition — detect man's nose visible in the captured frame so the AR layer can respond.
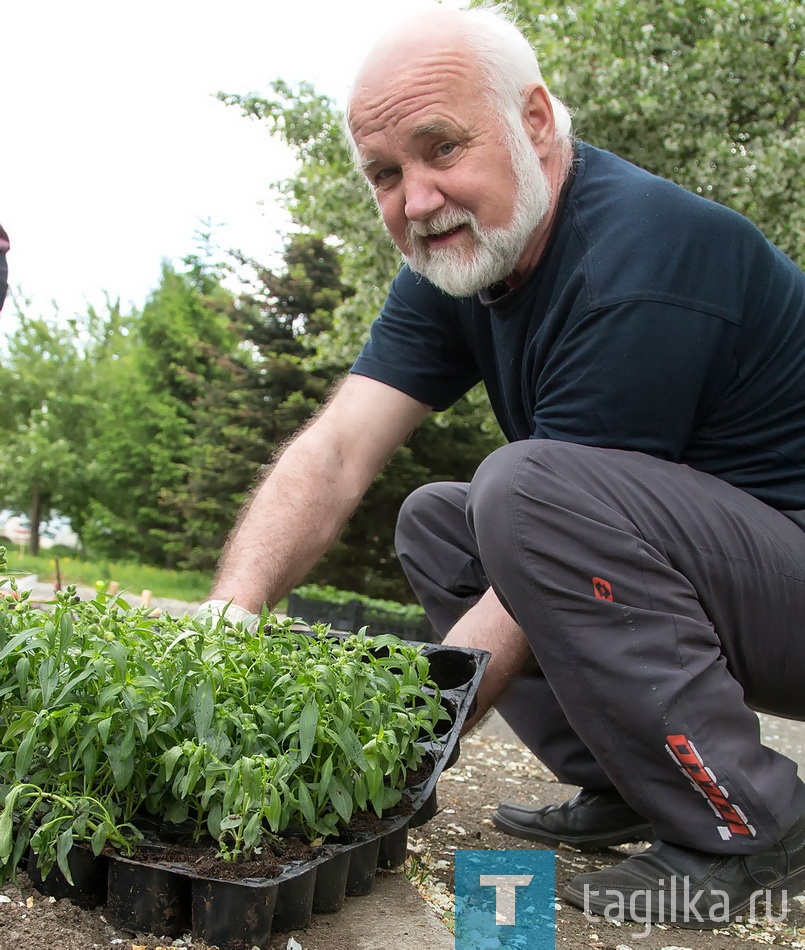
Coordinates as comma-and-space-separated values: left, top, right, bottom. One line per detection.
404, 171, 445, 221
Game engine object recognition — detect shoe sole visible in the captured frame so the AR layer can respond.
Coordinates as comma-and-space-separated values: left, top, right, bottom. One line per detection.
491, 810, 653, 851
563, 864, 805, 929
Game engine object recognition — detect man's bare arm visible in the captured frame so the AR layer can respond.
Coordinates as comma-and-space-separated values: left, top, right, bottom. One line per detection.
442, 588, 533, 733
211, 375, 430, 611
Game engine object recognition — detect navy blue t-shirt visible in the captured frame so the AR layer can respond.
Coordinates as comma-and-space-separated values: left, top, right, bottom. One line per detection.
351, 143, 805, 512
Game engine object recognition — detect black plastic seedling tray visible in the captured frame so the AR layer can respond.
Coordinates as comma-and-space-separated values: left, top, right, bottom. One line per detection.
28, 640, 489, 950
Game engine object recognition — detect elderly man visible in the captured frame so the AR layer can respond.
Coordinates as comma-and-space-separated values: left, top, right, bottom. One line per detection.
206, 6, 805, 926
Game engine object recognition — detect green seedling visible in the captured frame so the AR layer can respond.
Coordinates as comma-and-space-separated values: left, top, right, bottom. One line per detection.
0, 549, 450, 881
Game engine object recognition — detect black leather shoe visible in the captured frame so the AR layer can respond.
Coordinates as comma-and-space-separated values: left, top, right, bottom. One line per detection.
563, 811, 805, 929
491, 788, 652, 850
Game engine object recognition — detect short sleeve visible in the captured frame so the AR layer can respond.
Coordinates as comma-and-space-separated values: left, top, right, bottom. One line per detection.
351, 267, 482, 410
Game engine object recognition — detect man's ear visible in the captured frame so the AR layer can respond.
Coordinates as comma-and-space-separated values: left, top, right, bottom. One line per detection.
522, 84, 556, 158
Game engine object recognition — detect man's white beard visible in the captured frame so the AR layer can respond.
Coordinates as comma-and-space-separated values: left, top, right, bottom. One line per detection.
402, 133, 552, 298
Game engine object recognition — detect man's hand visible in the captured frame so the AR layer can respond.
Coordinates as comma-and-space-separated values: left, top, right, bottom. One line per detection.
194, 599, 260, 633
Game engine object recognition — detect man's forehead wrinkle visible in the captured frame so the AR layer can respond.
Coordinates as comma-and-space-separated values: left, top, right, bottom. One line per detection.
355, 95, 465, 141
349, 57, 479, 147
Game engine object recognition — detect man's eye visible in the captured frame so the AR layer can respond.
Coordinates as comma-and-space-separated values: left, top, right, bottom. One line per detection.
436, 142, 457, 157
374, 167, 398, 186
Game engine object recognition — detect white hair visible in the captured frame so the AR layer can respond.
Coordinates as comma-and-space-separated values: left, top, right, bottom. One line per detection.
343, 3, 573, 159
457, 4, 573, 142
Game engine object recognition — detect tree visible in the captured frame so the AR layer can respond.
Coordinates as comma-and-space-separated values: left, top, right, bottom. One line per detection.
162, 235, 354, 572
81, 263, 244, 568
511, 0, 805, 263
0, 312, 101, 554
219, 81, 399, 360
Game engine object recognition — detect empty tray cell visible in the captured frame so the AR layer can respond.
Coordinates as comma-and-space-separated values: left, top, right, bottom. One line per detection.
423, 648, 478, 690
378, 823, 409, 870
408, 789, 438, 829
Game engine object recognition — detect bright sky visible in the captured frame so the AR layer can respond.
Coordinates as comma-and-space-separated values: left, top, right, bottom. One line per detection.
3, 0, 466, 321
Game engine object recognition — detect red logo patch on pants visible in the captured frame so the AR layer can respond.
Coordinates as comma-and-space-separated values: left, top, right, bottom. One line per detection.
592, 577, 614, 601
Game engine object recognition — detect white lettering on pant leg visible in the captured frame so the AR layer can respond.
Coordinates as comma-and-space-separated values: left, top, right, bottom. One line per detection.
478, 874, 534, 925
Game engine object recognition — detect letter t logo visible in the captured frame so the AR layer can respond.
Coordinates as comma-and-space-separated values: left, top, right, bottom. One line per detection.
478, 874, 534, 924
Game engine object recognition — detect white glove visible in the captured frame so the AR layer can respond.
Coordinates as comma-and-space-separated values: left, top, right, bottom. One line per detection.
195, 599, 261, 633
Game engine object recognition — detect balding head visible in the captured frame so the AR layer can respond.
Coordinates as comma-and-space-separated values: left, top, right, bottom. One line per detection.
350, 9, 475, 109
347, 5, 571, 143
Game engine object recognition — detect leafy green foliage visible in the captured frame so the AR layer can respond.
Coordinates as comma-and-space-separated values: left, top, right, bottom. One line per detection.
0, 549, 447, 880
82, 237, 354, 575
81, 264, 250, 568
509, 0, 805, 264
0, 311, 106, 554
293, 584, 427, 622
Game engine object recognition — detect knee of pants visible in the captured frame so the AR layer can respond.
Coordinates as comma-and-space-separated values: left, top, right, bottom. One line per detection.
394, 481, 463, 558
466, 439, 585, 562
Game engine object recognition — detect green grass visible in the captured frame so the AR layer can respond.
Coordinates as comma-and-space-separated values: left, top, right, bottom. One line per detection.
2, 551, 214, 603
3, 552, 420, 614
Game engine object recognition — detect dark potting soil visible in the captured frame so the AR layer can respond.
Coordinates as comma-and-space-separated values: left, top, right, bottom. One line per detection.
129, 836, 315, 881
345, 811, 388, 835
404, 754, 435, 788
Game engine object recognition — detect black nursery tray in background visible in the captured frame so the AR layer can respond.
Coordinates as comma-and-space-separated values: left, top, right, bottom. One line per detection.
30, 639, 489, 950
287, 593, 439, 642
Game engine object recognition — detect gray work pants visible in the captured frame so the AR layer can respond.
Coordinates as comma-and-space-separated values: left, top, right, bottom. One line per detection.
395, 440, 805, 853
